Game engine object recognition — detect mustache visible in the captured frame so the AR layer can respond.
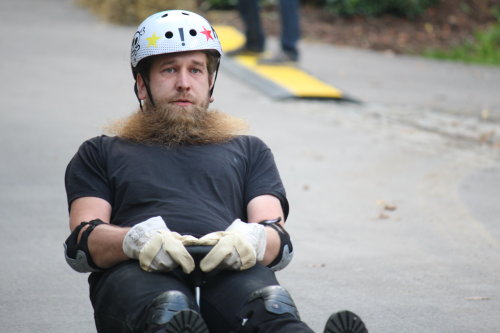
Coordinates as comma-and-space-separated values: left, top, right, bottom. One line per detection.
170, 94, 194, 102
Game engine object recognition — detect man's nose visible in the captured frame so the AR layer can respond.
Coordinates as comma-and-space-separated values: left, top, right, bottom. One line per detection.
175, 69, 191, 91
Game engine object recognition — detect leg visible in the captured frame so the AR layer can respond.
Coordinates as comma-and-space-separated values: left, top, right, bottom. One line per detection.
237, 0, 265, 52
279, 0, 300, 59
200, 264, 314, 333
90, 261, 202, 333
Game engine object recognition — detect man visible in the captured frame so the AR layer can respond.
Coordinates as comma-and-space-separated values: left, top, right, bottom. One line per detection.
64, 10, 367, 333
230, 0, 300, 64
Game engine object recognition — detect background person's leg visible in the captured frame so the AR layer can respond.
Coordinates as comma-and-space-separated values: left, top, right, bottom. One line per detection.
279, 0, 300, 59
237, 0, 265, 52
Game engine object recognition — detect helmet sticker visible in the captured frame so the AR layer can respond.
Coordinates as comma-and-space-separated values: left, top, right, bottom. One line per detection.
178, 28, 185, 46
131, 27, 146, 63
211, 26, 218, 40
146, 32, 161, 48
200, 27, 213, 41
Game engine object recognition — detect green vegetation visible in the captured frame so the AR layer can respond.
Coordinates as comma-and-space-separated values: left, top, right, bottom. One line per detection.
204, 0, 237, 9
205, 0, 439, 18
77, 0, 440, 24
76, 0, 196, 25
424, 23, 500, 66
322, 0, 439, 18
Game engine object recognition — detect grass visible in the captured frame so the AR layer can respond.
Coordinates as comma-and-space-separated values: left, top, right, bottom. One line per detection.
424, 23, 500, 66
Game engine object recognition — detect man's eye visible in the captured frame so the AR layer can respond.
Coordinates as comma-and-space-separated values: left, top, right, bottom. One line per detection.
191, 68, 202, 74
162, 68, 175, 73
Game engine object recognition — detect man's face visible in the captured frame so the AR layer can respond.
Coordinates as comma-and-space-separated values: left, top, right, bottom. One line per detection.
138, 51, 213, 109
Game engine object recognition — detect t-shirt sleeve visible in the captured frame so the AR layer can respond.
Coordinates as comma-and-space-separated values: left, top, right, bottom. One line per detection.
64, 136, 112, 210
244, 136, 289, 219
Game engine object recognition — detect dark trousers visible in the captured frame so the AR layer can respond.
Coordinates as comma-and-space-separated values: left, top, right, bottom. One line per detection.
237, 0, 300, 57
89, 261, 314, 333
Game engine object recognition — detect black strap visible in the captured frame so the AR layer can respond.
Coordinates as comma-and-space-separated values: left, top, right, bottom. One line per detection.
258, 218, 292, 268
78, 219, 105, 270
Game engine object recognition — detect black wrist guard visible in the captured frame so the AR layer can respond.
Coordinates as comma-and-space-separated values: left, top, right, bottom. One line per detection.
64, 219, 105, 273
259, 218, 294, 271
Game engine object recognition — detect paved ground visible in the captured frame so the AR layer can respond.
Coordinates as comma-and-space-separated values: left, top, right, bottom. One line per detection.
0, 0, 499, 332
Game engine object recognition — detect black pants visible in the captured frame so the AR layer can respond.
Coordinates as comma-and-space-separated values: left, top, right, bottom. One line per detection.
90, 261, 314, 333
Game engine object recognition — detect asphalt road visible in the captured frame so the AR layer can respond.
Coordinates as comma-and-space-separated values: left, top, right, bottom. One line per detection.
1, 0, 499, 332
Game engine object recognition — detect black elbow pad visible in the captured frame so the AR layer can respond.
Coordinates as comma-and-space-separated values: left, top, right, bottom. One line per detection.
64, 219, 105, 273
259, 219, 294, 271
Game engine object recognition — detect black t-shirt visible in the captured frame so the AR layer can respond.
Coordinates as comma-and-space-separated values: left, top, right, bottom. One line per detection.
65, 135, 288, 237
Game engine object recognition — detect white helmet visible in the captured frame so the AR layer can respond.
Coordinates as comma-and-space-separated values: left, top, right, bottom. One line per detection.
130, 10, 222, 69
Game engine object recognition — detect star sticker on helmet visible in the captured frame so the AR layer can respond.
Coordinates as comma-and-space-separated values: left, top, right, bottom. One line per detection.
146, 32, 161, 48
200, 27, 213, 41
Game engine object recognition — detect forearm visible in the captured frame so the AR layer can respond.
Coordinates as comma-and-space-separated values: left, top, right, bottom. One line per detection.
246, 195, 286, 266
68, 197, 129, 269
87, 223, 130, 268
261, 225, 281, 266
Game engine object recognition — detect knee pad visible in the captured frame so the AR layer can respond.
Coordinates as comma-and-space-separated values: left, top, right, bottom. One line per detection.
248, 285, 300, 319
143, 290, 205, 333
237, 286, 300, 331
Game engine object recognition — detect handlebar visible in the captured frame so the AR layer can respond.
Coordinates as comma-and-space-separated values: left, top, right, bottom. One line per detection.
186, 245, 213, 263
185, 245, 214, 308
185, 245, 213, 287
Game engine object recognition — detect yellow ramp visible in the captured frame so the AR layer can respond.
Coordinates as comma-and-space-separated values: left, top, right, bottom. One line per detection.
215, 25, 246, 53
214, 25, 345, 100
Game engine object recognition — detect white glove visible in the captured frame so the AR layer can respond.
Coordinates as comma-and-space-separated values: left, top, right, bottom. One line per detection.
122, 216, 196, 274
199, 219, 267, 272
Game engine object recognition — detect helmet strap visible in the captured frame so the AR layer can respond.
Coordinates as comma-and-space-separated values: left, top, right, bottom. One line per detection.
134, 73, 156, 111
144, 79, 156, 107
133, 83, 143, 111
209, 57, 221, 97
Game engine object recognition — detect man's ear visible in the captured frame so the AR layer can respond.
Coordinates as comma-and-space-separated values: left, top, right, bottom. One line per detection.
136, 73, 147, 100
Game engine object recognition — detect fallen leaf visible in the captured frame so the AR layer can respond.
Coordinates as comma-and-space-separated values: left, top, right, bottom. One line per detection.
425, 22, 434, 33
481, 108, 490, 120
479, 130, 496, 143
465, 296, 490, 301
376, 200, 397, 211
378, 212, 390, 219
384, 204, 397, 211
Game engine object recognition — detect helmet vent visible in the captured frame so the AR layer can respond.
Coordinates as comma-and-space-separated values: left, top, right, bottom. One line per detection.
182, 12, 189, 16
189, 29, 197, 37
165, 31, 173, 39
161, 13, 168, 18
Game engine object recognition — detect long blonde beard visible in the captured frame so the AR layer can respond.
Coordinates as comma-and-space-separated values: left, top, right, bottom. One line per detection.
106, 103, 248, 147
